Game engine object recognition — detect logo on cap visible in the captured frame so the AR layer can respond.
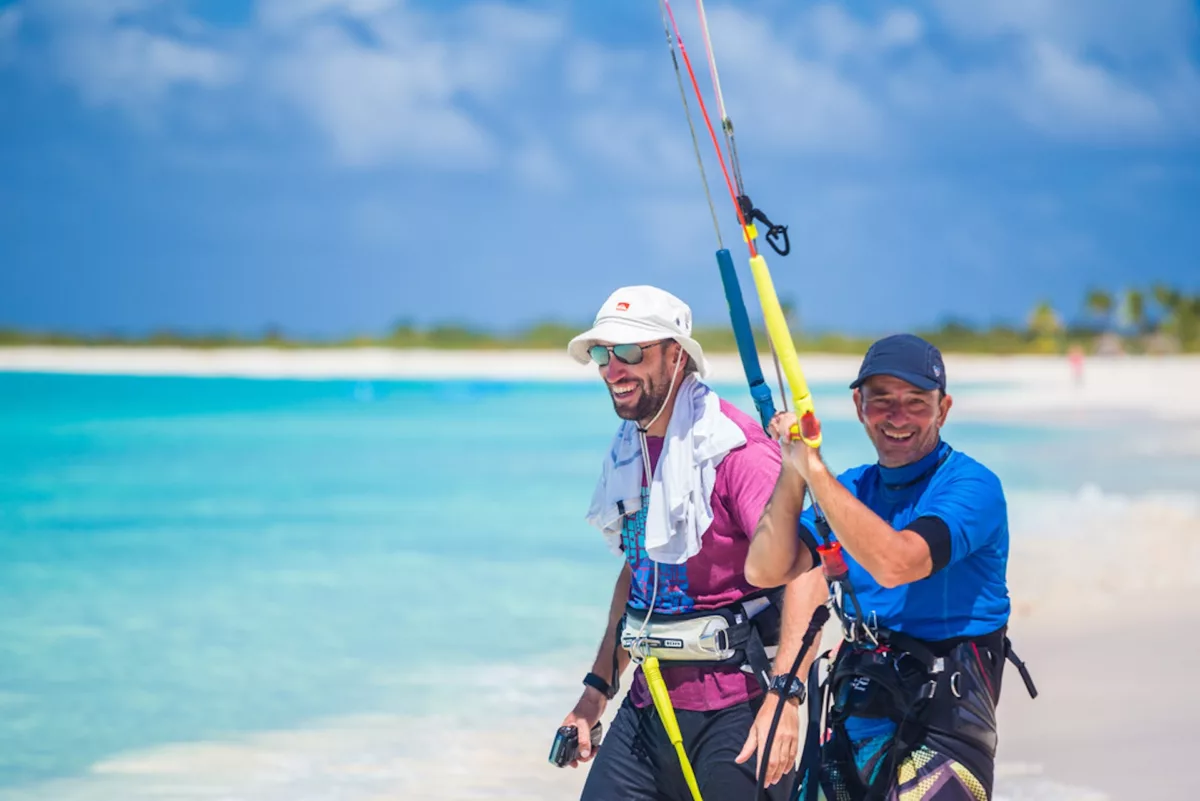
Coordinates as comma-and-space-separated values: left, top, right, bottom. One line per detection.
616, 302, 629, 311
932, 364, 941, 377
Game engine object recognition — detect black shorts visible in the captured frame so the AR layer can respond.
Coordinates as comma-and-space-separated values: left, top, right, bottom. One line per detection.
581, 694, 795, 801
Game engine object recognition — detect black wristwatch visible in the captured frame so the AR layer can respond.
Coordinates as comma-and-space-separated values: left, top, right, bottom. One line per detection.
768, 674, 806, 703
583, 672, 616, 700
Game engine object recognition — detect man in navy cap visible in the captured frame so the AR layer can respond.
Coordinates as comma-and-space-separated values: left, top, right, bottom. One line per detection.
743, 334, 1036, 801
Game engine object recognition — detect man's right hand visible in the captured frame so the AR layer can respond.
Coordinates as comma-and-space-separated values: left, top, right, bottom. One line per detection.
560, 688, 607, 768
735, 691, 800, 787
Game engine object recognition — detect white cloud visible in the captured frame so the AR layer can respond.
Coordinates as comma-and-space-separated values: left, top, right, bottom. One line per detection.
878, 10, 923, 49
256, 0, 396, 32
12, 0, 568, 170
705, 6, 882, 153
929, 0, 1199, 141
933, 0, 1198, 64
552, 39, 702, 182
0, 6, 22, 65
265, 22, 495, 169
1012, 40, 1164, 140
450, 3, 564, 97
29, 0, 154, 25
9, 0, 1199, 176
9, 0, 237, 115
257, 1, 565, 168
805, 4, 868, 60
56, 27, 237, 113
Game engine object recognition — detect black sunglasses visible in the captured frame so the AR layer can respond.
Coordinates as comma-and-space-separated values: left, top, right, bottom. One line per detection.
588, 340, 668, 367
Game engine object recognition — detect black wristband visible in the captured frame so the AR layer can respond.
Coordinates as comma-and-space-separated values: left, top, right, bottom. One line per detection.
583, 672, 615, 700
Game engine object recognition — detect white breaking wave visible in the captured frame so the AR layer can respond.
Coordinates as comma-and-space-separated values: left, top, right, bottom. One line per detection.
1006, 486, 1200, 622
0, 710, 1112, 801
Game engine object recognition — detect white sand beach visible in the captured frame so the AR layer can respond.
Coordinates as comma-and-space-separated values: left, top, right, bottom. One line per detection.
4, 346, 1200, 424
3, 346, 1199, 801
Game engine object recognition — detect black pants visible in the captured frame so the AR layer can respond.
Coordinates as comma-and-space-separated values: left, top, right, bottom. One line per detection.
581, 694, 795, 801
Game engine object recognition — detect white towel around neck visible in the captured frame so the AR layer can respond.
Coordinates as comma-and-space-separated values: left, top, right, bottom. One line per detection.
585, 374, 747, 564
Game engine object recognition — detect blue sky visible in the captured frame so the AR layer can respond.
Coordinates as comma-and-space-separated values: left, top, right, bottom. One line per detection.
1, 0, 1197, 338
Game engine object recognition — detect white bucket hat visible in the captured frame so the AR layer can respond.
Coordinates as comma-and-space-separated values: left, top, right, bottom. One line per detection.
567, 285, 710, 378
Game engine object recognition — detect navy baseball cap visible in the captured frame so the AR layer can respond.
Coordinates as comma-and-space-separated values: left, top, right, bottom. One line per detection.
849, 333, 946, 392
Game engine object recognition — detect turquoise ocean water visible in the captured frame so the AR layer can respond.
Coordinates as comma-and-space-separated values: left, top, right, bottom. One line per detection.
1, 372, 1197, 797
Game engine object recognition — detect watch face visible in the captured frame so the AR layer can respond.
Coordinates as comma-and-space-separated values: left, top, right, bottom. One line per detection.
772, 675, 803, 698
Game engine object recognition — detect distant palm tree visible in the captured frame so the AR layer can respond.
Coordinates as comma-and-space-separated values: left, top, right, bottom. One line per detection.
1085, 288, 1113, 330
1124, 289, 1146, 333
1027, 300, 1063, 337
1027, 300, 1064, 353
1151, 284, 1199, 349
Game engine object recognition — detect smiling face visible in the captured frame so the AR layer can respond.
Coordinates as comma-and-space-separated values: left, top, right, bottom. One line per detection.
854, 374, 952, 467
597, 338, 684, 425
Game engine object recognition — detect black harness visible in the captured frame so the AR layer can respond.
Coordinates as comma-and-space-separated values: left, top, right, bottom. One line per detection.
803, 625, 1037, 801
793, 449, 1039, 801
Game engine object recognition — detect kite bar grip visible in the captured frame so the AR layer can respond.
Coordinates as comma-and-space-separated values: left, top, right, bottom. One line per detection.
715, 248, 776, 431
746, 254, 822, 448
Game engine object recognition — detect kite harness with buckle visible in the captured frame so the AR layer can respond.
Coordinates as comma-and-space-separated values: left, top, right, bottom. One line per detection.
796, 514, 1040, 801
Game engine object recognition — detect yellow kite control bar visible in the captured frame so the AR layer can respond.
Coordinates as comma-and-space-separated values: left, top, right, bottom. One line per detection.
747, 253, 822, 448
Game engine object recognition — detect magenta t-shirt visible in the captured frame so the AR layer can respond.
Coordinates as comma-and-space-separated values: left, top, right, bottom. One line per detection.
622, 398, 783, 712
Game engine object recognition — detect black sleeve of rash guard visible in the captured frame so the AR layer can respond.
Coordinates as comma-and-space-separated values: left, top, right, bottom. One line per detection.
796, 521, 821, 567
907, 515, 952, 575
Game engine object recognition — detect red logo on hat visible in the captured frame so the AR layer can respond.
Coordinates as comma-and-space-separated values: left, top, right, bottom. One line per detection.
616, 302, 629, 311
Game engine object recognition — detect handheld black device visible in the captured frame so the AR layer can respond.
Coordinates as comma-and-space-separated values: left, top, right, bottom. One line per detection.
548, 721, 603, 768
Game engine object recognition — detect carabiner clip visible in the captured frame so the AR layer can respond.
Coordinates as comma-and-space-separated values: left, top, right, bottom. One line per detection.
765, 223, 790, 257
736, 193, 791, 257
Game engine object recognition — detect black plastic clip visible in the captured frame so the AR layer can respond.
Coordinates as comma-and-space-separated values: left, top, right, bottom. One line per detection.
737, 194, 790, 257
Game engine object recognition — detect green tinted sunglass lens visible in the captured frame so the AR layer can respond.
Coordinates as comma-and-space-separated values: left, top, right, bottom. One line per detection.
613, 344, 644, 364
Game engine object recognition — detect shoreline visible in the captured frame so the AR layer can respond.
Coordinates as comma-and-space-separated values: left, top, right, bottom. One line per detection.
3, 346, 1199, 425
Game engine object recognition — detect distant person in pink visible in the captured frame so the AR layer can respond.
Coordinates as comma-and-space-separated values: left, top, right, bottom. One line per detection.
555, 285, 795, 801
1068, 344, 1085, 386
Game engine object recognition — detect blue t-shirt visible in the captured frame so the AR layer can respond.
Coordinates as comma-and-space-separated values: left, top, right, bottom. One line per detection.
800, 439, 1010, 640
798, 439, 1011, 739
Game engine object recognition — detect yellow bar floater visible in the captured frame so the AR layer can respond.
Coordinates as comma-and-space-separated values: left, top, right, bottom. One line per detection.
747, 252, 822, 447
643, 656, 705, 801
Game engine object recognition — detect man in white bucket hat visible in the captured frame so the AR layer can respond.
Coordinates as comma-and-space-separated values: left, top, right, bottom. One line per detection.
555, 286, 795, 801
